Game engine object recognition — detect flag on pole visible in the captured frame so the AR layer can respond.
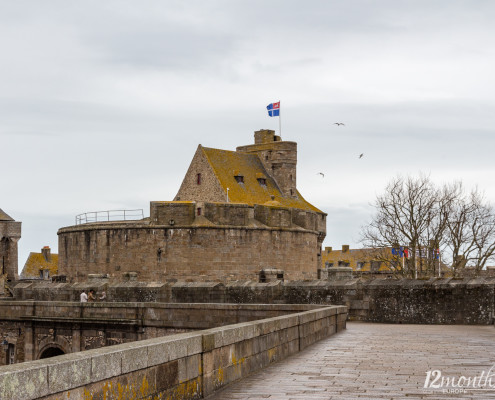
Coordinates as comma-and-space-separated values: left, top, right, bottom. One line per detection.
267, 102, 280, 117
392, 247, 409, 258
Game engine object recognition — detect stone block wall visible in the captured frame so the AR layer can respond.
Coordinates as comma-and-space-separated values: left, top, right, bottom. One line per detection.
151, 201, 195, 226
292, 209, 316, 230
58, 224, 320, 282
254, 204, 292, 228
0, 218, 21, 281
0, 301, 344, 366
204, 202, 250, 226
174, 144, 227, 203
12, 278, 495, 325
0, 305, 346, 400
363, 279, 495, 324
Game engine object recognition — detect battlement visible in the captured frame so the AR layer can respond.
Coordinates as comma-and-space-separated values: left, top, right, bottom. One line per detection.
149, 201, 325, 232
253, 128, 281, 144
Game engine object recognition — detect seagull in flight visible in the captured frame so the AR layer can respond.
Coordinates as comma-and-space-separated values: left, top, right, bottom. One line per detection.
334, 122, 345, 126
317, 172, 325, 178
359, 153, 364, 159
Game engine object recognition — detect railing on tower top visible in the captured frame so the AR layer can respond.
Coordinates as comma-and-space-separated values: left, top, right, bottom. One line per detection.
75, 209, 144, 225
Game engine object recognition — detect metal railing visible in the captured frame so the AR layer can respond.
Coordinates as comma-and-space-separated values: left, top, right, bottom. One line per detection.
75, 209, 144, 225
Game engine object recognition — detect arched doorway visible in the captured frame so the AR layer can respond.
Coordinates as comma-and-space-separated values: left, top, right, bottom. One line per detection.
39, 346, 65, 359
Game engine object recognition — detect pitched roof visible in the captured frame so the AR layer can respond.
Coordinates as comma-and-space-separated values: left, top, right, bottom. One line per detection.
202, 147, 322, 212
0, 208, 14, 221
21, 252, 59, 278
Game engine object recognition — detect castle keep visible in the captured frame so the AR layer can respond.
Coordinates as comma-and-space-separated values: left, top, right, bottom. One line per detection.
58, 130, 326, 282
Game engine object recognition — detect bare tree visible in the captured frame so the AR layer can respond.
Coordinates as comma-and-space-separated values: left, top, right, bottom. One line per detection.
361, 175, 495, 278
444, 188, 495, 276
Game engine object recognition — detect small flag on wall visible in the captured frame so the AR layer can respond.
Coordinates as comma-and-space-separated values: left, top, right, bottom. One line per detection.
267, 102, 280, 117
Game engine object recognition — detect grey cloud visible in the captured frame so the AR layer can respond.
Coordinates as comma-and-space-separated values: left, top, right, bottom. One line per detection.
2, 0, 495, 274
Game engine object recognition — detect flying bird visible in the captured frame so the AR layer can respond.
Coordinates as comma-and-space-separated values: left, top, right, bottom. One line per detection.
359, 153, 364, 159
334, 122, 345, 126
317, 172, 325, 178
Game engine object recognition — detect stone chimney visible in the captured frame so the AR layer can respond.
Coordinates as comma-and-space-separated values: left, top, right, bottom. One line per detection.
41, 246, 51, 262
342, 245, 350, 253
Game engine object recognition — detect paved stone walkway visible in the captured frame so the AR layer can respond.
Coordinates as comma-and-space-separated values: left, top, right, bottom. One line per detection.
208, 322, 495, 400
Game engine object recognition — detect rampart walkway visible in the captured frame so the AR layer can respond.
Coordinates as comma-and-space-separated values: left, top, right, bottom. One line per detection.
209, 322, 495, 400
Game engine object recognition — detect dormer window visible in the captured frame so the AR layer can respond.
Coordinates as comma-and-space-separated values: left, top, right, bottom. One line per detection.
234, 175, 244, 184
256, 173, 267, 187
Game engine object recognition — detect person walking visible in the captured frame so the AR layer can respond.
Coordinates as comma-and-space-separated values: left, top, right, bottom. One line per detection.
80, 290, 88, 303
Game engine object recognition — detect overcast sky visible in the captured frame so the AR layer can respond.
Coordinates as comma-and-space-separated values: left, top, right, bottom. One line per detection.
2, 1, 495, 272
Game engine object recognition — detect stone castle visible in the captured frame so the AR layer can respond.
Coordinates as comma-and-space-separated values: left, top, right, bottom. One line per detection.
57, 130, 327, 282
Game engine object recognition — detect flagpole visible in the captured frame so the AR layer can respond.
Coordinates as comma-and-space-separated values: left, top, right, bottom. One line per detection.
438, 252, 441, 278
415, 251, 418, 279
278, 100, 282, 138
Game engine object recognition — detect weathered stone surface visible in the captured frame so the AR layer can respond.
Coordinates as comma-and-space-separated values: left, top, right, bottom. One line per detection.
120, 340, 149, 374
0, 304, 346, 399
90, 346, 122, 381
15, 278, 495, 325
178, 353, 202, 383
0, 209, 21, 281
0, 360, 48, 400
48, 352, 92, 392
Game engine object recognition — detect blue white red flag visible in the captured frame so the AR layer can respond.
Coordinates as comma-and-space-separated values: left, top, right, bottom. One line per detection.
392, 247, 409, 258
267, 102, 280, 117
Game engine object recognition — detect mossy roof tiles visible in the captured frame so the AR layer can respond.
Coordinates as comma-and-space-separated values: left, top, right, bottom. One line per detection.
21, 252, 59, 278
202, 147, 321, 213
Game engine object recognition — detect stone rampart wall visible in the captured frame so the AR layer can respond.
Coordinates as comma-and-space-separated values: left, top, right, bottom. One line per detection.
0, 301, 326, 330
0, 305, 346, 400
0, 301, 338, 365
58, 225, 320, 282
13, 278, 495, 324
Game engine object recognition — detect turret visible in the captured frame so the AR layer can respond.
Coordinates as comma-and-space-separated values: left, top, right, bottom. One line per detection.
236, 129, 297, 198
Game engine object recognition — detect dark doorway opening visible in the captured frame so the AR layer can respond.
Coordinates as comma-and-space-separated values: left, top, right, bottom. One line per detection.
39, 347, 65, 359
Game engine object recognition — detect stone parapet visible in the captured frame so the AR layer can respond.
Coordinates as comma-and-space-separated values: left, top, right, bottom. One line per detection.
0, 304, 346, 400
11, 278, 495, 324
